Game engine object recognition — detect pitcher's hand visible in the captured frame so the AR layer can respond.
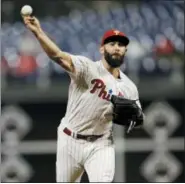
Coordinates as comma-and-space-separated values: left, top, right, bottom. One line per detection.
22, 16, 42, 34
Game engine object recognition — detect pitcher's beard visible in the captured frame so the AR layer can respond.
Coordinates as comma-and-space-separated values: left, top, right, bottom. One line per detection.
104, 50, 124, 68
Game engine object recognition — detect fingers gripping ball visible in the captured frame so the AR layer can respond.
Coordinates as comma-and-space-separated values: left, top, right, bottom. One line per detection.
21, 5, 33, 16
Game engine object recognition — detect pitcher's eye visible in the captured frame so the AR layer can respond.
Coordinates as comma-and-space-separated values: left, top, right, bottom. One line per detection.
118, 42, 125, 47
109, 42, 115, 46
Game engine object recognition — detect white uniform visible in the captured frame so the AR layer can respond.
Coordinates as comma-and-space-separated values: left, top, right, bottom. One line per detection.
56, 55, 141, 182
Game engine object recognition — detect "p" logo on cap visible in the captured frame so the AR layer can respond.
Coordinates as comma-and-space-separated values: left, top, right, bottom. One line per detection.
114, 30, 120, 35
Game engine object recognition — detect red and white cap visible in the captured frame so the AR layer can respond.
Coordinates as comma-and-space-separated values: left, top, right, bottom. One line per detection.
101, 29, 129, 46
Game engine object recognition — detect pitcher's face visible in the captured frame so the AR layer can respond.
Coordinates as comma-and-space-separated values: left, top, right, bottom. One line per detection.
101, 41, 127, 68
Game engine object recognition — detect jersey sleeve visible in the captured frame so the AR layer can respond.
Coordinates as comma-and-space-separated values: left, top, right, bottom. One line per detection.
131, 85, 142, 109
130, 83, 142, 109
67, 54, 91, 81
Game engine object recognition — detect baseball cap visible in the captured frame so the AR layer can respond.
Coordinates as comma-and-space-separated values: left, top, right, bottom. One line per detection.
101, 29, 129, 46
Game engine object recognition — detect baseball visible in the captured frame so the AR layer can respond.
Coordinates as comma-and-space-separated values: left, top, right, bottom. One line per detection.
21, 5, 33, 16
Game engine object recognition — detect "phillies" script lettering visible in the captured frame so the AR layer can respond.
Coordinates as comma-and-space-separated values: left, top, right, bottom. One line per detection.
90, 79, 111, 101
90, 79, 123, 101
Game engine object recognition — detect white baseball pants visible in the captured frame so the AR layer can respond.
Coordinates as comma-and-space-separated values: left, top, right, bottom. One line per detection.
56, 128, 115, 182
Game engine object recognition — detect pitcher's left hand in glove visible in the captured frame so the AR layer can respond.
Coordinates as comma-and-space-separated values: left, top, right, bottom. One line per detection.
111, 95, 144, 133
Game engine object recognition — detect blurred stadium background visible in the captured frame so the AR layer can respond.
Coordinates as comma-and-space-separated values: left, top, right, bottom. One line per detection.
1, 0, 184, 182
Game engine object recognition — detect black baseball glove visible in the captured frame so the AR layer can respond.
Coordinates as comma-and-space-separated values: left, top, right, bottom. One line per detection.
111, 95, 144, 133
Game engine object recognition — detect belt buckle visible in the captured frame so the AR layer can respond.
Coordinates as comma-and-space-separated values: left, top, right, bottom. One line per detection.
87, 136, 94, 142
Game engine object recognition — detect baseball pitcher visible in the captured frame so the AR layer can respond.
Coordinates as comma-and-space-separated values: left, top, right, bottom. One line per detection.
22, 15, 144, 182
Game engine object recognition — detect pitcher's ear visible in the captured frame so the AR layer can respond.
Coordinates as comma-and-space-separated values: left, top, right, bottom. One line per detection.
100, 46, 104, 54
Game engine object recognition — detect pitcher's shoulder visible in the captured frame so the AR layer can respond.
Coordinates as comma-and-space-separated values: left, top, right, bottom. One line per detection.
120, 72, 138, 91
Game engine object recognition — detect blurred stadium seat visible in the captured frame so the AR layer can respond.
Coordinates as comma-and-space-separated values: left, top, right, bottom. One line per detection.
1, 1, 184, 87
1, 1, 184, 182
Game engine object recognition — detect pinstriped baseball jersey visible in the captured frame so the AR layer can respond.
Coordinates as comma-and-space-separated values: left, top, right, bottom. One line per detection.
59, 54, 141, 135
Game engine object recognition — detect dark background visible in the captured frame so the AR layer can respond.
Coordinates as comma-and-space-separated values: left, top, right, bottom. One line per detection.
1, 0, 184, 182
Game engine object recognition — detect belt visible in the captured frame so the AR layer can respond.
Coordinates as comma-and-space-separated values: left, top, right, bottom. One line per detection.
63, 127, 103, 142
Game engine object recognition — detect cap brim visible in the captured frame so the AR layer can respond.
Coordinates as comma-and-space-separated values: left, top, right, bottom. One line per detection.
103, 35, 129, 46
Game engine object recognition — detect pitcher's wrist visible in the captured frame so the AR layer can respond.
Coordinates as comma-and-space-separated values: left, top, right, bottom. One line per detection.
34, 28, 43, 37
